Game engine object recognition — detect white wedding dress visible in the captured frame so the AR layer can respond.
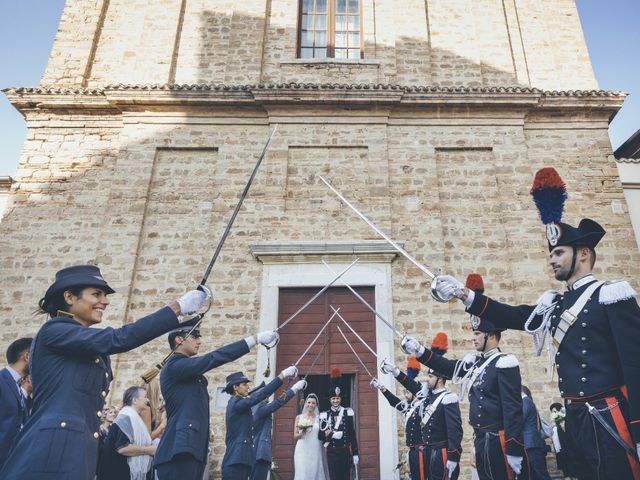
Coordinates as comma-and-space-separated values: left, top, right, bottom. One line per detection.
293, 414, 327, 480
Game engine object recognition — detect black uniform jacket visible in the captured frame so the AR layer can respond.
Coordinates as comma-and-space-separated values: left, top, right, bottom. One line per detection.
222, 376, 283, 469
0, 307, 180, 480
417, 348, 525, 456
421, 389, 463, 462
318, 406, 359, 455
155, 339, 250, 466
467, 275, 640, 443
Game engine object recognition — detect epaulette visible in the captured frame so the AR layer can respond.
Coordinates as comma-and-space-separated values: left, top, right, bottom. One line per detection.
496, 354, 519, 369
442, 392, 459, 405
599, 280, 637, 305
535, 290, 561, 308
346, 408, 354, 416
462, 353, 478, 365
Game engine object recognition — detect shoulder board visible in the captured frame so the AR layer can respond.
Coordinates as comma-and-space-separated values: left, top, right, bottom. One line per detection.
599, 280, 637, 305
496, 354, 519, 369
462, 353, 478, 365
346, 408, 354, 416
442, 392, 459, 405
535, 290, 561, 308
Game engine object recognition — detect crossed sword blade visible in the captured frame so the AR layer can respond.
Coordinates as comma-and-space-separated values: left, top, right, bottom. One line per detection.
330, 305, 380, 362
293, 308, 341, 367
336, 324, 374, 379
319, 176, 459, 302
322, 259, 404, 340
276, 258, 359, 333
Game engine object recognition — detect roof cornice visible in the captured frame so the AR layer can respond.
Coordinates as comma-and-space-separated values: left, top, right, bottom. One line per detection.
2, 83, 626, 113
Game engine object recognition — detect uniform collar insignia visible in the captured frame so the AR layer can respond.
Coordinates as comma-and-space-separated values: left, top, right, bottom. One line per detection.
569, 274, 596, 291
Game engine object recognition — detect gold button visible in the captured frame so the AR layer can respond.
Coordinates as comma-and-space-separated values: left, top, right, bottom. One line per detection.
97, 411, 102, 418
101, 391, 107, 397
61, 422, 67, 428
95, 358, 100, 364
94, 432, 99, 439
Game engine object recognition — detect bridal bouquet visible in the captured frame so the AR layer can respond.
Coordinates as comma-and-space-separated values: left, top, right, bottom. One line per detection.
297, 417, 314, 432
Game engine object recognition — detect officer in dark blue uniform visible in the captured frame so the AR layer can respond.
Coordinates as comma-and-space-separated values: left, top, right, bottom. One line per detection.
521, 385, 551, 480
403, 274, 528, 480
221, 365, 299, 480
0, 264, 208, 480
250, 377, 306, 480
0, 337, 32, 471
372, 356, 429, 480
155, 328, 281, 480
318, 368, 359, 480
433, 168, 640, 479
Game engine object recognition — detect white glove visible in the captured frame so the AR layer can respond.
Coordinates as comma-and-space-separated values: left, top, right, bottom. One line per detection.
401, 336, 425, 357
637, 443, 640, 463
507, 455, 522, 475
380, 359, 400, 377
256, 330, 279, 346
176, 288, 210, 315
281, 365, 298, 378
353, 455, 359, 465
291, 379, 307, 393
332, 431, 343, 440
446, 460, 457, 477
370, 377, 385, 391
435, 275, 464, 301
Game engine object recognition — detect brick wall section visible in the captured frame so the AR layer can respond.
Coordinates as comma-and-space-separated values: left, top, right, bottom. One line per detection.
40, 0, 599, 89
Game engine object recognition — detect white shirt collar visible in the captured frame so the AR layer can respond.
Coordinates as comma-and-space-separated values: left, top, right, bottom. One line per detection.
6, 366, 21, 383
331, 406, 342, 413
482, 347, 500, 358
432, 387, 446, 394
569, 274, 596, 291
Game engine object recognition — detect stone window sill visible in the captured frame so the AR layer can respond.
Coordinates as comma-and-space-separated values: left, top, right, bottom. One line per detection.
280, 58, 380, 67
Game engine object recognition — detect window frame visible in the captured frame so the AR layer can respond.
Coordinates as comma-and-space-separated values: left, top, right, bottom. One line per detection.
297, 0, 364, 60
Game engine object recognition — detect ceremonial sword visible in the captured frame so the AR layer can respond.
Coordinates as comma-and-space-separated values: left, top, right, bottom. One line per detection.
336, 325, 374, 379
141, 126, 278, 383
586, 402, 638, 459
330, 305, 381, 361
322, 259, 404, 339
293, 308, 341, 368
318, 175, 457, 303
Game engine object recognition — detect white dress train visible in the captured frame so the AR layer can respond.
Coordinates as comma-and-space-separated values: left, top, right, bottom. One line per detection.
293, 415, 327, 480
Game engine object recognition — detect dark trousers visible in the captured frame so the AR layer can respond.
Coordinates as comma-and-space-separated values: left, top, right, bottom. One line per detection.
474, 431, 530, 480
526, 447, 551, 480
327, 445, 351, 480
221, 463, 251, 480
425, 445, 460, 480
408, 445, 428, 480
250, 459, 271, 480
156, 453, 205, 480
565, 394, 640, 480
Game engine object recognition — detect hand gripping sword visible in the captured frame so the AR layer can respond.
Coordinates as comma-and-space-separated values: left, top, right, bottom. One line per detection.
319, 175, 458, 303
141, 126, 278, 383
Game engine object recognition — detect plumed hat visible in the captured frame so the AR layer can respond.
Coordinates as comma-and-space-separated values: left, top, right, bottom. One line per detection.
428, 332, 450, 378
406, 356, 421, 381
329, 367, 343, 398
530, 167, 605, 251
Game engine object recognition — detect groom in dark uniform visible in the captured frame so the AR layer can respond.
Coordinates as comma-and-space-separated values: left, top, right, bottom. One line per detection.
318, 368, 359, 480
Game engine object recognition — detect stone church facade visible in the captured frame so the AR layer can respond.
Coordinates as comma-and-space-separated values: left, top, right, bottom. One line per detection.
1, 0, 637, 478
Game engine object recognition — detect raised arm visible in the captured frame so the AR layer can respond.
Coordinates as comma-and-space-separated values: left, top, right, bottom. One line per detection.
164, 339, 250, 379
40, 306, 179, 355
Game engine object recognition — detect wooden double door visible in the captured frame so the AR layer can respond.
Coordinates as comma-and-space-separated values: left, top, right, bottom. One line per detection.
272, 287, 380, 479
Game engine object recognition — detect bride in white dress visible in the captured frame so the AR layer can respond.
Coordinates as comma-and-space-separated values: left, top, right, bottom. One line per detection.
293, 393, 327, 480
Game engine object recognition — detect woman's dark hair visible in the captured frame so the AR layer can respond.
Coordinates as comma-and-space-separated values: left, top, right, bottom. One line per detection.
37, 286, 86, 317
122, 386, 145, 407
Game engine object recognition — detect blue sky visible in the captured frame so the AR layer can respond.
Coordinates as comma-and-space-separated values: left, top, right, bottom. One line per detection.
0, 0, 638, 175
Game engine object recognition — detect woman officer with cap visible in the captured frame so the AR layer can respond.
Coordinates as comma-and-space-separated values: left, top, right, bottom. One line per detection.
0, 264, 208, 480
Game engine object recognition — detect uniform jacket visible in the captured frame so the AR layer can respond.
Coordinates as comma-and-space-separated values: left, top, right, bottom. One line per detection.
381, 370, 425, 446
522, 394, 546, 450
222, 376, 283, 469
251, 387, 295, 462
467, 275, 640, 442
155, 339, 250, 466
0, 307, 180, 480
318, 406, 359, 455
0, 368, 27, 470
417, 348, 525, 456
421, 389, 464, 462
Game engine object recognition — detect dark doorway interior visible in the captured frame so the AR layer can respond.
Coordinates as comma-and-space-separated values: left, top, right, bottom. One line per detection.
299, 373, 355, 415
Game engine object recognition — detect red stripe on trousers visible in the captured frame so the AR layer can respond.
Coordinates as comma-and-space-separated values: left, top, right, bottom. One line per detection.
498, 430, 512, 480
605, 397, 640, 480
441, 448, 448, 480
418, 448, 425, 480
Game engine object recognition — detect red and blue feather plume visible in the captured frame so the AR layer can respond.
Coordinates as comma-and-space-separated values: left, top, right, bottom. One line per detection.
530, 167, 567, 225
